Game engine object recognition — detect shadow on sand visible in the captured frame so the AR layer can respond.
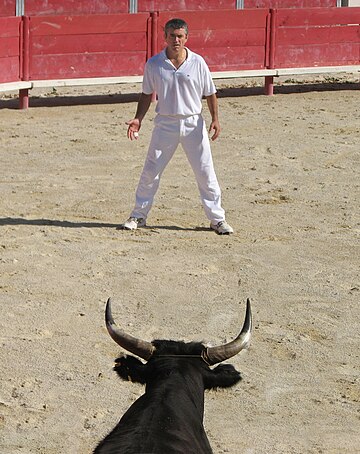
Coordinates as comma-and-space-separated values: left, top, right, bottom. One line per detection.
0, 81, 358, 110
0, 217, 210, 232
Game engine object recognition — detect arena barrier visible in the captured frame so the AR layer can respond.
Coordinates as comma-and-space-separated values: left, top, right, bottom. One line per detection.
0, 0, 129, 16
156, 10, 270, 71
24, 14, 150, 80
0, 0, 338, 16
0, 17, 22, 83
244, 0, 336, 6
265, 6, 360, 94
0, 7, 359, 108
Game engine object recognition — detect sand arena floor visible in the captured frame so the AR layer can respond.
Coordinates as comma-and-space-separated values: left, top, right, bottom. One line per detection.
0, 75, 359, 453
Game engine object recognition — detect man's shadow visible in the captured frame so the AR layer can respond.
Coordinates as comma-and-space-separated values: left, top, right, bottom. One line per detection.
0, 217, 209, 232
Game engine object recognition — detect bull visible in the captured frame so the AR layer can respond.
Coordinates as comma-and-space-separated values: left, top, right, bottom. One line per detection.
94, 298, 252, 454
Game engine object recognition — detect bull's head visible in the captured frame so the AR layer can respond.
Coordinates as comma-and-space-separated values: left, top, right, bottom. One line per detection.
94, 299, 252, 453
105, 297, 252, 365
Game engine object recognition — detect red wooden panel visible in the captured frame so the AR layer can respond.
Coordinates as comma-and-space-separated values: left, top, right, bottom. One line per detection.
0, 56, 20, 81
24, 0, 128, 16
276, 7, 360, 27
158, 9, 269, 33
156, 10, 269, 71
0, 16, 21, 37
198, 46, 266, 71
0, 1, 15, 16
0, 17, 21, 83
187, 28, 266, 48
273, 8, 360, 68
275, 43, 360, 67
0, 37, 20, 58
26, 13, 150, 81
31, 32, 147, 55
29, 13, 150, 36
138, 0, 235, 12
29, 52, 146, 79
245, 0, 336, 7
277, 25, 360, 46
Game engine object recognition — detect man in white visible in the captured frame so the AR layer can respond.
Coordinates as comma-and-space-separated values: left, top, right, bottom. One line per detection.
123, 18, 233, 235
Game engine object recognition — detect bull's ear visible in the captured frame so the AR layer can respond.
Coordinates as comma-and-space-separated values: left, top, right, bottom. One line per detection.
203, 364, 242, 389
114, 355, 147, 384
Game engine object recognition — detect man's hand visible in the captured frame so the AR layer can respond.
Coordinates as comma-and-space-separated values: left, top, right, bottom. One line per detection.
209, 119, 220, 141
126, 119, 141, 141
206, 94, 220, 141
126, 93, 153, 141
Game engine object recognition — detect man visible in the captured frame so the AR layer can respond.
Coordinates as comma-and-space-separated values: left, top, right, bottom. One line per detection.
122, 18, 233, 235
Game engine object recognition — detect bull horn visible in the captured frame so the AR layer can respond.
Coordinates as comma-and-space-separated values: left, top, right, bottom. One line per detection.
105, 298, 155, 360
204, 299, 252, 366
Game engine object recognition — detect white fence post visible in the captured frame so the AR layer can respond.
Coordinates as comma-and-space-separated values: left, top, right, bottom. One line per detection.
16, 0, 24, 16
129, 0, 138, 13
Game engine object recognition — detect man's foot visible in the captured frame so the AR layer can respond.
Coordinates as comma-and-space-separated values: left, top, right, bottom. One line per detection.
210, 220, 234, 235
121, 217, 146, 230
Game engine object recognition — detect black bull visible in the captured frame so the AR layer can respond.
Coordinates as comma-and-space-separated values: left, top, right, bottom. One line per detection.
94, 298, 252, 454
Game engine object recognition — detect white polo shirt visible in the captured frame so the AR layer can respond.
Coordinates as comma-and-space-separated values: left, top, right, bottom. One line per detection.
142, 48, 216, 116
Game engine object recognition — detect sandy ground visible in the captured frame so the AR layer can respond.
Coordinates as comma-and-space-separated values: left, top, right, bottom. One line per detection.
0, 75, 359, 454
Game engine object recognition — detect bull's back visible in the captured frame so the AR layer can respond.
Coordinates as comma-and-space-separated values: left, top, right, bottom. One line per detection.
93, 394, 213, 454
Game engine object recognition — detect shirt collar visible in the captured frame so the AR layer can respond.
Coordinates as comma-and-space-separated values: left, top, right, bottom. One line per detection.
162, 47, 192, 62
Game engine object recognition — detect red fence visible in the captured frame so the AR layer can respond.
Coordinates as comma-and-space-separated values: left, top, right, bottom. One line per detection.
245, 0, 335, 6
0, 0, 16, 16
156, 10, 270, 71
138, 0, 236, 12
0, 7, 359, 107
24, 13, 150, 80
0, 0, 338, 16
2, 8, 360, 79
0, 17, 22, 83
0, 1, 129, 16
271, 7, 360, 68
21, 0, 129, 15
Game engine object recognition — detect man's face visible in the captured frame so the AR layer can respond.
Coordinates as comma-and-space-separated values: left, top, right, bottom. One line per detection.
165, 27, 188, 52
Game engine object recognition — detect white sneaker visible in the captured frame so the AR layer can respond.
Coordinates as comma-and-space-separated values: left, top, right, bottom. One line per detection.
121, 217, 146, 230
210, 220, 234, 235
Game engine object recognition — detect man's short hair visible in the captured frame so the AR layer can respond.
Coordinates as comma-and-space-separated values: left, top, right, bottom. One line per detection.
164, 18, 189, 36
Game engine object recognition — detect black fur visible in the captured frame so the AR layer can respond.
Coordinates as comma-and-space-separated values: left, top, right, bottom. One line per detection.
114, 355, 147, 384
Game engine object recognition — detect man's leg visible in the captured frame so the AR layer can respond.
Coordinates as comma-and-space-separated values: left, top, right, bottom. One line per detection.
181, 115, 225, 223
130, 116, 179, 220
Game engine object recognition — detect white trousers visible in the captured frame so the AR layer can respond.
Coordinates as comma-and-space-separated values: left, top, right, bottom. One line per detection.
131, 114, 225, 223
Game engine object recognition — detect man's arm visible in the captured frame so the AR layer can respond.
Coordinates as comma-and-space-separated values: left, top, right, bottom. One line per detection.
126, 93, 153, 141
206, 93, 221, 141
